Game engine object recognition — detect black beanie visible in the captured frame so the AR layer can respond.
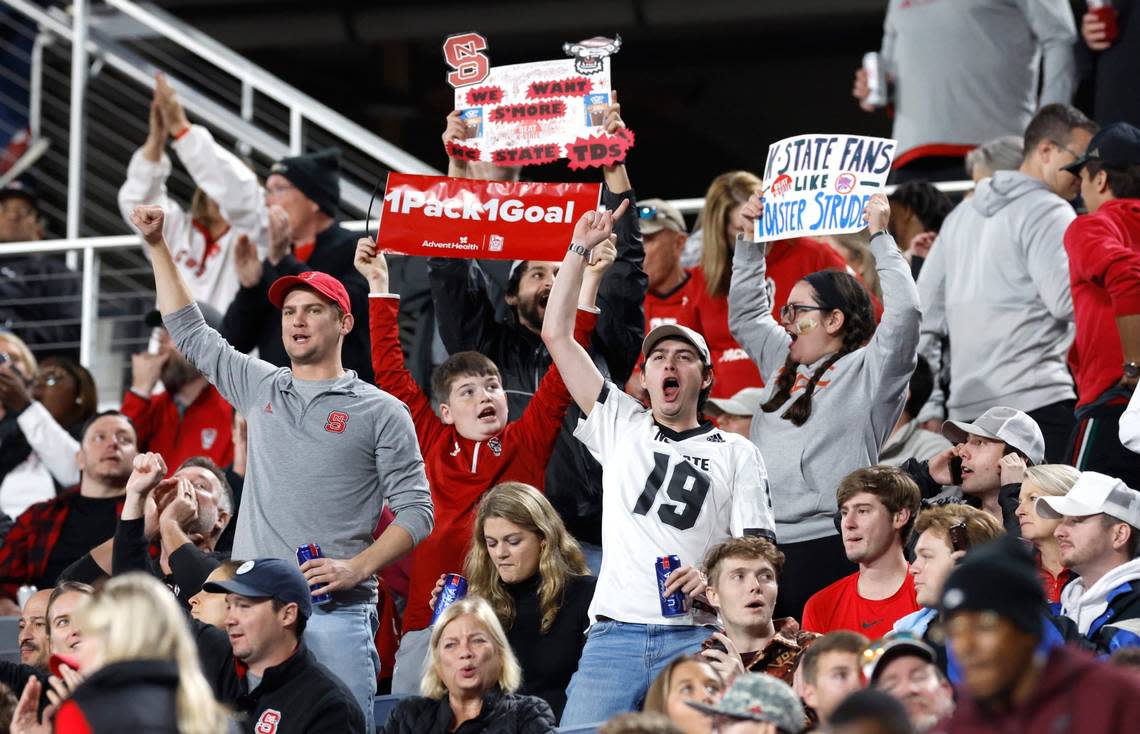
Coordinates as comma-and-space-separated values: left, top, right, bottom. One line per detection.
939, 535, 1045, 637
270, 148, 341, 217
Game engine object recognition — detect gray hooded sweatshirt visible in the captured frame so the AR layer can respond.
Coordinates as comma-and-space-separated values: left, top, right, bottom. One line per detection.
917, 171, 1075, 422
729, 232, 921, 544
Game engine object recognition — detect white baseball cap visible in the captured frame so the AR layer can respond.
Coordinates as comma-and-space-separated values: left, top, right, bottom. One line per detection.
642, 324, 711, 366
706, 387, 765, 417
1036, 471, 1140, 529
941, 406, 1045, 466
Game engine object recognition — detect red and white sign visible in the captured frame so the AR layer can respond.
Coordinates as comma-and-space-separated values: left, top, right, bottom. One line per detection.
376, 174, 601, 261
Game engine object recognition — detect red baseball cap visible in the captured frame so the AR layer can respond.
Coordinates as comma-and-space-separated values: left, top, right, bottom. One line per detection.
268, 271, 351, 313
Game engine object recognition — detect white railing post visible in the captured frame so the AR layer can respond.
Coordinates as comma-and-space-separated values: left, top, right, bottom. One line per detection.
238, 79, 253, 157
289, 106, 303, 155
66, 0, 95, 366
28, 32, 49, 140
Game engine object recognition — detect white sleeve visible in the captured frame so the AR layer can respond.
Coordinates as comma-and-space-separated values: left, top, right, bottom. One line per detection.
117, 148, 192, 258
730, 441, 775, 541
15, 402, 80, 486
171, 126, 268, 252
573, 382, 645, 465
1121, 388, 1140, 454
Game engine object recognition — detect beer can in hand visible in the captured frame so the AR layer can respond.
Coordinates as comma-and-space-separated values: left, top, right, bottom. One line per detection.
431, 574, 469, 625
656, 555, 688, 617
296, 543, 333, 605
1087, 0, 1119, 43
862, 52, 888, 108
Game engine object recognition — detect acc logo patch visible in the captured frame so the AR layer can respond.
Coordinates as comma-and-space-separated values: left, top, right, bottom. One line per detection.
201, 428, 218, 450
236, 561, 256, 575
488, 437, 503, 456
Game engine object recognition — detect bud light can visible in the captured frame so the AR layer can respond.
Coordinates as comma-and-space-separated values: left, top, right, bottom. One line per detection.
862, 52, 887, 108
431, 574, 469, 625
656, 555, 688, 617
296, 544, 332, 605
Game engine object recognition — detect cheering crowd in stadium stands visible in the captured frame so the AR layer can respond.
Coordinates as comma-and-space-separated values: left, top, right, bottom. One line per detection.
3, 1, 1140, 732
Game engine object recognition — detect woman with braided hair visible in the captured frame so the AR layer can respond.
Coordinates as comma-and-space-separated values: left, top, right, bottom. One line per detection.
728, 192, 921, 622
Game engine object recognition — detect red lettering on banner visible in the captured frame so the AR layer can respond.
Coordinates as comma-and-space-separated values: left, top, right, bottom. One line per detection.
443, 32, 490, 88
566, 128, 636, 170
445, 141, 481, 162
465, 85, 504, 106
489, 101, 566, 124
492, 144, 563, 166
376, 174, 601, 262
526, 77, 593, 100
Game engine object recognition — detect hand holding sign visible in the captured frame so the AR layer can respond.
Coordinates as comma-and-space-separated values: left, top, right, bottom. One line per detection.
740, 191, 764, 225
572, 198, 629, 251
862, 193, 890, 236
354, 237, 389, 294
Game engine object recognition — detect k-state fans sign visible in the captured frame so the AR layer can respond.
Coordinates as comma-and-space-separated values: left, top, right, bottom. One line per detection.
376, 173, 601, 260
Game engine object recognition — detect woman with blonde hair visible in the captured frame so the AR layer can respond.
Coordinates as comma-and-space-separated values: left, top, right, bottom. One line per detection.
430, 482, 595, 720
13, 572, 231, 733
1015, 463, 1080, 602
642, 655, 725, 734
382, 596, 557, 733
681, 172, 850, 397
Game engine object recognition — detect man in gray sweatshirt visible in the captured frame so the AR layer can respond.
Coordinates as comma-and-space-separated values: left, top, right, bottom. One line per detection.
854, 0, 1077, 181
130, 204, 434, 731
918, 104, 1097, 464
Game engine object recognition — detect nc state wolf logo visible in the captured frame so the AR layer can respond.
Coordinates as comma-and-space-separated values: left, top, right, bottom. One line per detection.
563, 35, 621, 75
256, 710, 282, 733
324, 411, 349, 434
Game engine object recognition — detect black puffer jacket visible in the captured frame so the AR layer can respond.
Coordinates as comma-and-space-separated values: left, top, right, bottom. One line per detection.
380, 688, 557, 734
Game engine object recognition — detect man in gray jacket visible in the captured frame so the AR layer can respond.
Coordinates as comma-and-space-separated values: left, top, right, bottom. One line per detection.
917, 104, 1097, 463
130, 204, 433, 732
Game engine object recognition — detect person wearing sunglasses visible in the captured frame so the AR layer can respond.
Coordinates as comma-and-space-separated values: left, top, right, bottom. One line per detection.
727, 192, 921, 622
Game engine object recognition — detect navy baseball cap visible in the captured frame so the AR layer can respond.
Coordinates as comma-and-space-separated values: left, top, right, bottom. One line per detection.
1063, 122, 1140, 175
0, 179, 39, 209
203, 558, 313, 619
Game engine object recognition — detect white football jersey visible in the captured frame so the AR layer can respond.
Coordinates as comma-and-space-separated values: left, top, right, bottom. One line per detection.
576, 383, 774, 625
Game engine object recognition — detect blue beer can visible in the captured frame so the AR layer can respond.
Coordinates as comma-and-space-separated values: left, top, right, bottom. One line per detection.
656, 555, 688, 617
431, 574, 469, 625
296, 543, 333, 605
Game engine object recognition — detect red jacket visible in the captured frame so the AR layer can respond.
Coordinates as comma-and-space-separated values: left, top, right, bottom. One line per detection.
933, 644, 1140, 734
369, 296, 594, 633
644, 269, 702, 332
1063, 198, 1140, 407
120, 384, 234, 470
681, 237, 850, 396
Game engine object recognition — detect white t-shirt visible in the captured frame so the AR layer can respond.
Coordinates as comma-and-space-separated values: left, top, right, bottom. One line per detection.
575, 383, 774, 625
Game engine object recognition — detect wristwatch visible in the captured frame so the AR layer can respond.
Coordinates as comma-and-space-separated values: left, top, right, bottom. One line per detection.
567, 242, 589, 258
1124, 362, 1140, 379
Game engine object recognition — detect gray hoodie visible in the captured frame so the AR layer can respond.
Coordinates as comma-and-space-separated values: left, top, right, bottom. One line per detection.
729, 232, 921, 543
917, 171, 1075, 421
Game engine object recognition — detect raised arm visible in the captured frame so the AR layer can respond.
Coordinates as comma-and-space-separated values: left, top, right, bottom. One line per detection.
117, 90, 191, 242
1022, 0, 1077, 106
727, 192, 793, 379
915, 228, 950, 426
861, 194, 922, 391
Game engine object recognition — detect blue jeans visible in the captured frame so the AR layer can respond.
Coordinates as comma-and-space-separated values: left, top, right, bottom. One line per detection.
580, 542, 603, 577
559, 621, 708, 726
390, 626, 432, 695
305, 602, 380, 732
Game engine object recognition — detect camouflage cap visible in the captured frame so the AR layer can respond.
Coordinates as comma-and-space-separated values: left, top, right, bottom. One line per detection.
688, 673, 805, 732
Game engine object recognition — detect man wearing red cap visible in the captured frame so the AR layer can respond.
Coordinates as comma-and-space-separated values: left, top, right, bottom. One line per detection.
132, 204, 434, 732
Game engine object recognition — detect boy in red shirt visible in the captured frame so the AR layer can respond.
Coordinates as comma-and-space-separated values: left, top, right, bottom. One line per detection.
802, 466, 921, 640
1060, 122, 1140, 488
352, 206, 622, 694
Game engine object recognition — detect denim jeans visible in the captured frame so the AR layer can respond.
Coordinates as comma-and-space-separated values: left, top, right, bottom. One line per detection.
579, 542, 603, 577
390, 626, 433, 695
559, 620, 708, 726
305, 602, 380, 732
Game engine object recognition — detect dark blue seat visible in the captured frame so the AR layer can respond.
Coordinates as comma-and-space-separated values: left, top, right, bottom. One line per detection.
373, 694, 406, 730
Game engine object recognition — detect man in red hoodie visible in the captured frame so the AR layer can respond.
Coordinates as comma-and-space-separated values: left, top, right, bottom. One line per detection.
932, 535, 1140, 733
352, 203, 623, 694
1062, 122, 1140, 488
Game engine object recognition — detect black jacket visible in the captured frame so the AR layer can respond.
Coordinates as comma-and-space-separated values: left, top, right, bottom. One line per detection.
230, 641, 366, 734
0, 660, 48, 713
221, 223, 374, 382
380, 688, 557, 734
58, 660, 181, 733
0, 254, 81, 357
899, 458, 1022, 536
427, 187, 645, 542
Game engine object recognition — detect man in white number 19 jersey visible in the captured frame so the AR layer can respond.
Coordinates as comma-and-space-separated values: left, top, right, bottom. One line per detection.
542, 207, 775, 725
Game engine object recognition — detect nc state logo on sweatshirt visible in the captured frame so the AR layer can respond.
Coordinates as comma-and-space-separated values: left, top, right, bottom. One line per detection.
256, 710, 282, 733
325, 411, 349, 434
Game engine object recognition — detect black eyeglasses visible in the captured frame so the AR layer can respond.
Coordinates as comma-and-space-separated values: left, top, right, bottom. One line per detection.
779, 303, 829, 323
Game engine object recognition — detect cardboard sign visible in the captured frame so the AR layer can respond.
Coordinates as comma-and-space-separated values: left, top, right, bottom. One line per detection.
376, 173, 602, 261
756, 134, 897, 242
444, 37, 631, 168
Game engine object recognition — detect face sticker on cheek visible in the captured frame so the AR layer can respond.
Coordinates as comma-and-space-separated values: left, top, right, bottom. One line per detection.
794, 317, 818, 335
